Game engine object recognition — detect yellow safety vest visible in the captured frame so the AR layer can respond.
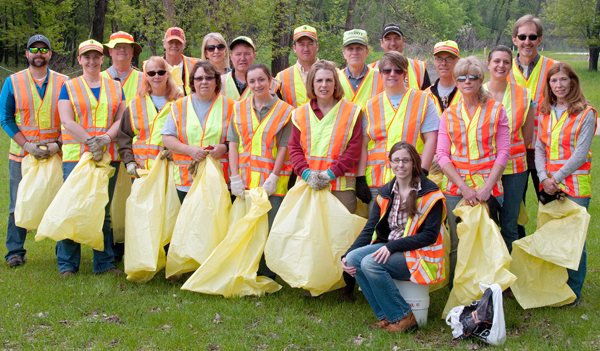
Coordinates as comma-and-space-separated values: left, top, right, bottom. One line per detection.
339, 66, 384, 108
276, 65, 308, 107
101, 68, 144, 104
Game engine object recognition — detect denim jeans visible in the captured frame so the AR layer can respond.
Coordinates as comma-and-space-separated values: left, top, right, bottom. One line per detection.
5, 160, 28, 262
345, 243, 412, 322
500, 172, 528, 252
55, 161, 120, 273
564, 195, 589, 301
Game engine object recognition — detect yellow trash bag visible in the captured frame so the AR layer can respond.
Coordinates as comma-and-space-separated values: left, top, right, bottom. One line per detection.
428, 156, 444, 188
182, 188, 282, 297
15, 154, 63, 230
354, 199, 369, 219
110, 162, 132, 244
124, 154, 181, 282
165, 156, 231, 278
509, 199, 589, 309
442, 200, 516, 317
517, 200, 529, 226
264, 180, 367, 296
36, 152, 115, 251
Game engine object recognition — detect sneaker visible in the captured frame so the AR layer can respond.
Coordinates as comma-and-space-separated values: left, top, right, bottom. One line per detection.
384, 312, 418, 333
7, 256, 25, 267
60, 270, 75, 277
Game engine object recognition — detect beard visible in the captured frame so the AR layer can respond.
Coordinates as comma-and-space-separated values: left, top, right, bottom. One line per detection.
28, 57, 48, 67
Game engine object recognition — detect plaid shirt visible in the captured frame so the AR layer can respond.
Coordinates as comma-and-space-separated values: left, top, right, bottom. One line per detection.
387, 180, 421, 241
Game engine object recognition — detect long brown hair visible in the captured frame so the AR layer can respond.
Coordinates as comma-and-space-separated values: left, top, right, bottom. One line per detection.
139, 56, 182, 101
540, 62, 589, 116
305, 60, 345, 101
389, 141, 421, 218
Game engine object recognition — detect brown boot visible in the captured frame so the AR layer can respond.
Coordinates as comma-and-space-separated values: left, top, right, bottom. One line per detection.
384, 312, 418, 333
370, 318, 389, 330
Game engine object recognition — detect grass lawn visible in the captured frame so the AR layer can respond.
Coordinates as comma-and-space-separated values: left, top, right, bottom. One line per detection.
0, 60, 599, 350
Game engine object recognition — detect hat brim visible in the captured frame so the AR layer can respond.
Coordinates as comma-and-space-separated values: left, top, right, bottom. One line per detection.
103, 40, 143, 58
382, 29, 403, 39
164, 36, 185, 44
229, 39, 255, 50
343, 39, 368, 47
434, 49, 459, 57
293, 33, 317, 44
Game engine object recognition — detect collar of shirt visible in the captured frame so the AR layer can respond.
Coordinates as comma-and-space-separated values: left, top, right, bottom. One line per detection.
231, 68, 248, 91
107, 65, 133, 82
295, 59, 318, 85
515, 53, 540, 74
29, 67, 50, 85
253, 94, 279, 121
392, 179, 421, 194
344, 64, 368, 80
310, 99, 341, 120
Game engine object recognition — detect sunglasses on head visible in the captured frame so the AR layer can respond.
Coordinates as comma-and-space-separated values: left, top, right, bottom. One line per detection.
28, 47, 49, 54
381, 67, 404, 75
194, 75, 215, 82
146, 70, 167, 77
517, 34, 538, 41
456, 75, 479, 82
206, 44, 226, 52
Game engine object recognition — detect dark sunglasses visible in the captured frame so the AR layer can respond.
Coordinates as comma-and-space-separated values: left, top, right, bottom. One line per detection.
456, 75, 479, 82
146, 70, 167, 77
28, 47, 49, 54
381, 67, 404, 75
206, 44, 226, 52
517, 34, 538, 41
194, 75, 215, 82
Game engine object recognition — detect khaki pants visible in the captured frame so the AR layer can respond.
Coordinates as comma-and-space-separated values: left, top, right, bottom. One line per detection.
332, 190, 357, 214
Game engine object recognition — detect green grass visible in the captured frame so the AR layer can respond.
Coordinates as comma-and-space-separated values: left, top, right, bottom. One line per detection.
0, 59, 599, 350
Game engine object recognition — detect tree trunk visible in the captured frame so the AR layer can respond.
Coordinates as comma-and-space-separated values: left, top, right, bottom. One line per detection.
139, 0, 157, 56
345, 0, 358, 30
91, 0, 108, 42
163, 0, 176, 27
271, 0, 290, 75
589, 46, 599, 71
11, 7, 17, 66
27, 7, 34, 28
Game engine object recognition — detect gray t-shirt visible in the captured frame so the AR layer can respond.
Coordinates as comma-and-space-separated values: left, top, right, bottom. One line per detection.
161, 95, 214, 137
436, 84, 455, 100
150, 95, 168, 111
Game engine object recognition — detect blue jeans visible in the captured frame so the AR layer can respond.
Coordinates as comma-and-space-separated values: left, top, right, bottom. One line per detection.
500, 172, 528, 252
5, 160, 28, 262
345, 244, 412, 322
55, 161, 120, 273
564, 195, 589, 301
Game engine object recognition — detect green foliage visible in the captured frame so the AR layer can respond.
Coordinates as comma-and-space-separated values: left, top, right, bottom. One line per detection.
544, 0, 600, 49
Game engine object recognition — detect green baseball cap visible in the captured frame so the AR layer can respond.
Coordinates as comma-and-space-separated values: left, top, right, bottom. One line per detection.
343, 29, 368, 47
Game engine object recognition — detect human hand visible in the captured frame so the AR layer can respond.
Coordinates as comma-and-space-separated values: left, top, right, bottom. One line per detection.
85, 134, 111, 152
126, 161, 139, 178
371, 245, 391, 264
263, 173, 279, 196
23, 142, 51, 159
542, 178, 561, 195
187, 146, 208, 162
341, 257, 356, 277
230, 174, 245, 199
46, 142, 60, 156
91, 149, 104, 162
476, 185, 493, 203
160, 149, 173, 161
460, 185, 478, 206
208, 144, 227, 159
307, 171, 327, 190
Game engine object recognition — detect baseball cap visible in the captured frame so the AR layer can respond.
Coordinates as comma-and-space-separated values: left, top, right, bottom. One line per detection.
103, 31, 143, 58
381, 23, 404, 39
343, 29, 368, 47
164, 27, 186, 43
434, 40, 460, 57
27, 34, 51, 51
293, 25, 317, 43
79, 39, 104, 55
229, 36, 255, 50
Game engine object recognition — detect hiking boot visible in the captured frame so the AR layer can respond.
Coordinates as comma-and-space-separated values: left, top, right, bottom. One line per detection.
7, 256, 25, 267
370, 318, 390, 330
384, 312, 418, 333
60, 270, 75, 278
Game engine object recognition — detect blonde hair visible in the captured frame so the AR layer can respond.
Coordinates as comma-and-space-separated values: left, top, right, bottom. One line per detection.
200, 33, 230, 70
453, 56, 490, 105
540, 63, 589, 116
139, 56, 182, 102
305, 60, 344, 101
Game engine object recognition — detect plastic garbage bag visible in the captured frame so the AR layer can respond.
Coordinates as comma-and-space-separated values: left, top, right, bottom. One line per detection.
264, 179, 367, 296
509, 198, 589, 309
165, 156, 231, 278
36, 152, 115, 251
15, 154, 63, 230
355, 199, 369, 219
443, 200, 516, 317
517, 200, 529, 226
110, 162, 132, 244
182, 188, 282, 297
124, 154, 181, 282
446, 283, 506, 346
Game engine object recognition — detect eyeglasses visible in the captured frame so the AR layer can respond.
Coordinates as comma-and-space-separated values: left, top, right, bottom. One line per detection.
28, 47, 49, 54
517, 34, 538, 41
194, 75, 215, 82
456, 75, 479, 82
434, 56, 456, 64
381, 67, 404, 75
390, 157, 412, 165
206, 44, 226, 52
146, 70, 167, 77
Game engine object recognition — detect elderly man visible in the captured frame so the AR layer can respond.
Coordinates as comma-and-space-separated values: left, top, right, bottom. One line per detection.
424, 40, 461, 114
160, 27, 198, 95
101, 31, 143, 104
221, 36, 257, 101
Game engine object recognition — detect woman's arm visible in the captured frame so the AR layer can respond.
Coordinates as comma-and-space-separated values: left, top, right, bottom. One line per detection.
117, 108, 136, 164
535, 122, 561, 194
288, 123, 310, 176
343, 195, 383, 258
228, 141, 239, 175
59, 100, 90, 142
553, 109, 596, 183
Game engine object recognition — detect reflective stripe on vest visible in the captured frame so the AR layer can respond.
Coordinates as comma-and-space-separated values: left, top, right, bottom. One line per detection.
339, 67, 384, 108
441, 100, 504, 196
233, 97, 294, 196
277, 65, 307, 107
9, 69, 67, 161
101, 68, 144, 104
365, 90, 430, 187
424, 85, 462, 115
538, 107, 597, 197
221, 72, 251, 101
170, 94, 233, 186
61, 76, 122, 162
292, 99, 361, 191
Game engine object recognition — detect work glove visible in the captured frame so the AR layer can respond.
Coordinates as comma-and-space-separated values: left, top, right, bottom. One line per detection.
263, 174, 279, 196
23, 142, 51, 159
126, 161, 139, 178
307, 171, 328, 191
91, 149, 104, 162
230, 174, 245, 199
316, 169, 334, 189
355, 176, 372, 204
85, 134, 112, 153
46, 142, 60, 156
160, 149, 173, 161
187, 160, 199, 178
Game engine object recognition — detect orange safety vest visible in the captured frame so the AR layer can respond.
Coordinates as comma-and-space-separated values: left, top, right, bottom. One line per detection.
369, 58, 426, 90
424, 85, 462, 115
364, 90, 431, 187
8, 69, 68, 161
441, 100, 504, 197
101, 68, 144, 104
61, 76, 122, 162
538, 107, 597, 198
233, 96, 294, 196
292, 99, 361, 191
375, 189, 446, 285
339, 66, 384, 107
170, 94, 234, 186
277, 65, 307, 107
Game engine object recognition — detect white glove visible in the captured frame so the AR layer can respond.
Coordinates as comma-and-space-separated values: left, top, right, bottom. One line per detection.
85, 134, 112, 153
307, 171, 327, 191
263, 174, 279, 196
46, 142, 60, 155
23, 142, 51, 159
126, 162, 139, 178
230, 174, 246, 199
316, 170, 333, 189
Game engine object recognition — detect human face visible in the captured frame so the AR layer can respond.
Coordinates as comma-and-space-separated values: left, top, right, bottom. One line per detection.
163, 39, 185, 57
145, 61, 167, 94
193, 67, 217, 100
512, 23, 542, 59
312, 69, 336, 101
109, 43, 134, 64
293, 37, 318, 63
486, 51, 512, 80
381, 63, 405, 90
549, 70, 572, 102
342, 43, 369, 67
390, 148, 413, 180
230, 44, 256, 73
380, 32, 405, 53
434, 53, 457, 80
247, 69, 271, 100
205, 39, 227, 66
455, 72, 481, 97
26, 42, 51, 68
77, 51, 104, 75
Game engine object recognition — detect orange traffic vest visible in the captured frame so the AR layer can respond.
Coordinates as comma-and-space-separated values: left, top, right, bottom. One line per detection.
339, 66, 384, 107
292, 99, 361, 191
375, 189, 446, 285
441, 100, 504, 197
369, 58, 426, 89
424, 85, 462, 115
277, 65, 308, 107
364, 90, 431, 187
101, 68, 144, 104
233, 96, 294, 196
538, 107, 597, 198
62, 76, 122, 162
8, 69, 68, 161
170, 94, 234, 186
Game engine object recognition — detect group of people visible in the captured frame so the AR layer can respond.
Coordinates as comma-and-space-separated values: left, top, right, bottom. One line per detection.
2, 14, 595, 334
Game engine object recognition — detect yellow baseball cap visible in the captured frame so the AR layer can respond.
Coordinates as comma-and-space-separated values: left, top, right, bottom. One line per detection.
434, 40, 460, 57
79, 39, 103, 55
294, 25, 317, 43
343, 29, 368, 47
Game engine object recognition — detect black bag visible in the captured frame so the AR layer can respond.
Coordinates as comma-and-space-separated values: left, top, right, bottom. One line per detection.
458, 288, 494, 342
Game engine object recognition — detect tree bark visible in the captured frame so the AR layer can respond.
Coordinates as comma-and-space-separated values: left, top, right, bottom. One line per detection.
163, 0, 176, 27
589, 46, 599, 71
271, 0, 290, 75
345, 0, 358, 30
91, 0, 109, 42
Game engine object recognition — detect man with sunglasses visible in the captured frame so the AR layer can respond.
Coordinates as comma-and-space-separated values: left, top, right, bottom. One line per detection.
101, 31, 144, 104
0, 34, 68, 267
425, 41, 461, 114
